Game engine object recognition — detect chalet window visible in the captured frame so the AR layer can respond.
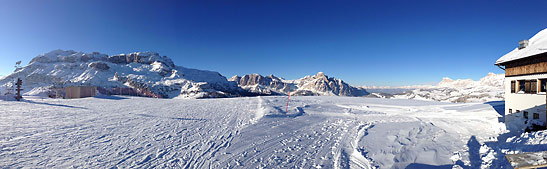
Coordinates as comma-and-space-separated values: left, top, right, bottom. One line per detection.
534, 113, 540, 119
540, 79, 547, 93
525, 81, 531, 93
523, 111, 529, 119
509, 109, 512, 114
531, 80, 537, 93
511, 81, 516, 93
518, 80, 538, 94
518, 80, 525, 93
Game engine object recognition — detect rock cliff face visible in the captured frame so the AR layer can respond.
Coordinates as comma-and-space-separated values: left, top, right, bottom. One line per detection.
295, 72, 368, 96
228, 74, 291, 95
29, 50, 175, 67
229, 72, 369, 96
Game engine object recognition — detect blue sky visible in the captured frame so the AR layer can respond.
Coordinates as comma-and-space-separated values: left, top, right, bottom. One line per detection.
1, 0, 546, 86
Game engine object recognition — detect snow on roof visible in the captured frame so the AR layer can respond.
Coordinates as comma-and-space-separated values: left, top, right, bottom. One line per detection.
496, 28, 547, 65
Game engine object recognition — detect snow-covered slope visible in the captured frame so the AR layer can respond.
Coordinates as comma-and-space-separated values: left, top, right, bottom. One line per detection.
0, 50, 240, 98
229, 72, 369, 96
0, 96, 506, 168
394, 73, 504, 103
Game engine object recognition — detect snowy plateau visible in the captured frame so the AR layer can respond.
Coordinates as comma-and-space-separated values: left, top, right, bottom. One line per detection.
0, 50, 542, 169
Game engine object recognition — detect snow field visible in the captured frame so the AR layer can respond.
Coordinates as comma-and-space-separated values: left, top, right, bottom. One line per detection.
0, 96, 507, 168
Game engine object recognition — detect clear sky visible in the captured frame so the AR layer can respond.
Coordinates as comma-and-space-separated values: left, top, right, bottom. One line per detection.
1, 0, 546, 86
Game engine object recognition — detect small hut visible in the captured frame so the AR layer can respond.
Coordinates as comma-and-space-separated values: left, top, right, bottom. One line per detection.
65, 86, 97, 99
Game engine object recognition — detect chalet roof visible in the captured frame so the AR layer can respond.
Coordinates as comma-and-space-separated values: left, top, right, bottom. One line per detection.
496, 28, 547, 65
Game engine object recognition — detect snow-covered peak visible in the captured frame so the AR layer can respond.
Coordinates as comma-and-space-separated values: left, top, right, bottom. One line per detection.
394, 73, 504, 103
438, 77, 454, 84
436, 73, 504, 89
30, 49, 81, 63
479, 72, 504, 88
266, 74, 283, 81
1, 50, 239, 99
496, 28, 547, 64
438, 77, 474, 89
28, 49, 114, 65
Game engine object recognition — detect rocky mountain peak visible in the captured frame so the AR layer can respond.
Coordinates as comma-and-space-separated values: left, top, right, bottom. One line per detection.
231, 72, 368, 97
315, 72, 328, 81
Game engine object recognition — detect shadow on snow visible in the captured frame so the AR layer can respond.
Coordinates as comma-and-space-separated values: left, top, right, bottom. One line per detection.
24, 100, 88, 109
94, 95, 129, 100
136, 113, 207, 122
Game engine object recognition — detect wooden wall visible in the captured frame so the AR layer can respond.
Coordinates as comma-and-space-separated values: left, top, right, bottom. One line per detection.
506, 61, 547, 76
65, 86, 97, 99
504, 52, 547, 76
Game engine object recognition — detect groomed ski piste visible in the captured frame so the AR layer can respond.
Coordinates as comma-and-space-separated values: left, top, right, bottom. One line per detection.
1, 96, 543, 168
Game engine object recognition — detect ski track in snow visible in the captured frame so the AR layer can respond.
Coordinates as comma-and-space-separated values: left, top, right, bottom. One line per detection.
0, 96, 505, 168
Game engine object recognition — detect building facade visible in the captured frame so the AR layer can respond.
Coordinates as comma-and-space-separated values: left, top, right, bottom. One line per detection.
496, 29, 547, 131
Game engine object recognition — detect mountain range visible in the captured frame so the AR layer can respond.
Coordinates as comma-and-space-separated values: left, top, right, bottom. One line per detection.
0, 50, 368, 98
378, 73, 505, 103
0, 50, 504, 102
228, 72, 369, 96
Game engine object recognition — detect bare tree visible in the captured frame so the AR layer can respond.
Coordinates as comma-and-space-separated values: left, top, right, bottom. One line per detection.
5, 79, 13, 101
50, 77, 65, 99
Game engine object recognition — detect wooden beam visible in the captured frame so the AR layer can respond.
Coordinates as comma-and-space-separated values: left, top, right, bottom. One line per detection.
506, 151, 547, 169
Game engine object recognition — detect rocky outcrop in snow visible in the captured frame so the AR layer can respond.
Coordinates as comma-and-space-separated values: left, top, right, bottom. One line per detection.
228, 74, 291, 95
393, 73, 504, 103
1, 50, 240, 98
229, 72, 369, 96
